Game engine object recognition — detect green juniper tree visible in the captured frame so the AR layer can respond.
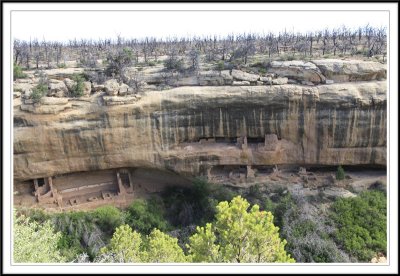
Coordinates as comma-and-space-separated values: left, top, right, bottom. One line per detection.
336, 165, 345, 180
187, 196, 295, 263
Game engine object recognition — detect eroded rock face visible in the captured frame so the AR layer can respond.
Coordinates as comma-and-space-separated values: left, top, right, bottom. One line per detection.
20, 97, 71, 114
13, 81, 386, 181
64, 78, 76, 92
322, 187, 357, 199
198, 71, 226, 86
83, 81, 92, 96
48, 79, 68, 97
39, 97, 69, 105
233, 81, 250, 86
92, 84, 105, 92
272, 77, 288, 85
231, 69, 260, 82
14, 81, 34, 93
103, 95, 138, 105
312, 59, 387, 82
104, 79, 120, 96
268, 60, 326, 84
118, 83, 130, 96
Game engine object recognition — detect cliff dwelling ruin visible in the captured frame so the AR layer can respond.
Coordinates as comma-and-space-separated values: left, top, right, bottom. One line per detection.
13, 56, 387, 211
32, 169, 133, 209
14, 168, 194, 210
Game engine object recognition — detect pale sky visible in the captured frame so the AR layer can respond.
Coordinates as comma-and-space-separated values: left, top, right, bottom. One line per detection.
12, 10, 389, 42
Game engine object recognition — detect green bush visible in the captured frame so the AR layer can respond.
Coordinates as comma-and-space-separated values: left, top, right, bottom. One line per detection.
57, 233, 85, 261
16, 208, 50, 224
264, 198, 276, 213
70, 73, 85, 97
164, 58, 184, 71
105, 47, 134, 78
291, 220, 317, 238
31, 83, 48, 103
147, 60, 156, 66
126, 198, 170, 234
336, 165, 345, 180
13, 63, 27, 80
272, 193, 295, 229
287, 55, 296, 61
216, 60, 225, 71
330, 190, 387, 261
92, 205, 125, 234
355, 49, 369, 56
258, 68, 267, 75
57, 63, 67, 68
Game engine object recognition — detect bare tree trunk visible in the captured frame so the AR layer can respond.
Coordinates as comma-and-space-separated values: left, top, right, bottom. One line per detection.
26, 55, 30, 69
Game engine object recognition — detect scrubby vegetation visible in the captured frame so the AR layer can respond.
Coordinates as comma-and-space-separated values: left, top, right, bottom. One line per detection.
69, 73, 85, 97
13, 63, 27, 80
126, 198, 170, 234
277, 192, 351, 263
13, 212, 64, 263
14, 194, 293, 263
92, 205, 125, 234
163, 54, 184, 72
31, 77, 48, 103
330, 190, 387, 261
13, 25, 386, 73
52, 211, 106, 258
104, 47, 135, 79
12, 25, 387, 104
14, 180, 386, 264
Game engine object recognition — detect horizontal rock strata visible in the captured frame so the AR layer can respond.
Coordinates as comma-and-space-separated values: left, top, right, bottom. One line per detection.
13, 81, 386, 181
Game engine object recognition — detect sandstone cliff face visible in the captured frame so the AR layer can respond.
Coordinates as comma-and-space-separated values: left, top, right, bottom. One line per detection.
13, 80, 386, 181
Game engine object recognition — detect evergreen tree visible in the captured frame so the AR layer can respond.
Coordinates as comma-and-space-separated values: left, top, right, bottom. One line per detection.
100, 224, 142, 262
187, 196, 295, 263
142, 229, 188, 263
336, 165, 345, 180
